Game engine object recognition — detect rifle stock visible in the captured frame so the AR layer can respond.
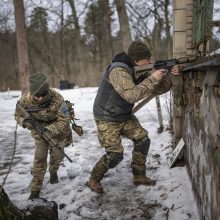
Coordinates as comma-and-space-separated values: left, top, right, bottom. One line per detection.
16, 102, 73, 163
132, 94, 154, 113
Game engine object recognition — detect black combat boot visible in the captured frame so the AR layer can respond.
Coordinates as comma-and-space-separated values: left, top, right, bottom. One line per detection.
29, 191, 40, 200
50, 172, 59, 184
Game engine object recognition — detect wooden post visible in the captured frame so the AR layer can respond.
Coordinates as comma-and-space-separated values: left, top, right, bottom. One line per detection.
172, 0, 194, 145
155, 96, 164, 133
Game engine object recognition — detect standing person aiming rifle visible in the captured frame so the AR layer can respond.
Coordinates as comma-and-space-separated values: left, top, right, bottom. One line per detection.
88, 40, 180, 193
15, 72, 73, 199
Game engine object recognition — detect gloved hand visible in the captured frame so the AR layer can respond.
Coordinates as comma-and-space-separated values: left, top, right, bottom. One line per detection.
22, 119, 33, 130
72, 123, 83, 136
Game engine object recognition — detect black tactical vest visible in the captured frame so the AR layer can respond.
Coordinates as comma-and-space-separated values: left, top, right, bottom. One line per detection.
93, 62, 136, 122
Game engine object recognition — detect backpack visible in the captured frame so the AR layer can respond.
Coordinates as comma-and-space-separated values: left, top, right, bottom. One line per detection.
65, 100, 83, 136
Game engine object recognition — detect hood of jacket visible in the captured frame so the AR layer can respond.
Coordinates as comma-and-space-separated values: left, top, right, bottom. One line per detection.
112, 52, 134, 68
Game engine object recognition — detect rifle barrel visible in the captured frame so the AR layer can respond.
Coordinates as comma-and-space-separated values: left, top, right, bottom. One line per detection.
134, 56, 197, 72
177, 56, 197, 64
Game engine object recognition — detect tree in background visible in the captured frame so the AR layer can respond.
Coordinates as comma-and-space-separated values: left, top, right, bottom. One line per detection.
164, 0, 172, 58
13, 0, 29, 94
66, 0, 84, 84
1, 0, 219, 90
0, 3, 17, 90
127, 0, 172, 59
84, 0, 113, 73
115, 0, 132, 51
102, 0, 114, 62
28, 7, 54, 73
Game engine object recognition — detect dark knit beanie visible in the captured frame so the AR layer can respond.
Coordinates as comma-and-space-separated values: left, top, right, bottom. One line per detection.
29, 72, 49, 95
128, 40, 151, 61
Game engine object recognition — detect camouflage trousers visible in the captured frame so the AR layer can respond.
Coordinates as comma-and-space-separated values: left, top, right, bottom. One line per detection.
31, 134, 65, 192
91, 116, 150, 182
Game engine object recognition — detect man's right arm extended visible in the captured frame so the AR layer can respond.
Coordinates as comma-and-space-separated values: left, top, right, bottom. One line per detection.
109, 67, 165, 104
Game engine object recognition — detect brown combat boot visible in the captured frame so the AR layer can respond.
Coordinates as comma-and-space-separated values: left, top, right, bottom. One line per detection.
88, 178, 104, 194
133, 175, 156, 186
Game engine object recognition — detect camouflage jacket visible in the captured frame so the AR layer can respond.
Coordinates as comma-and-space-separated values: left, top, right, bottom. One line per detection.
109, 67, 173, 104
15, 88, 72, 145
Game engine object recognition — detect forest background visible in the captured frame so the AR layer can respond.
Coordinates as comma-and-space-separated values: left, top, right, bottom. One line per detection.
0, 0, 220, 90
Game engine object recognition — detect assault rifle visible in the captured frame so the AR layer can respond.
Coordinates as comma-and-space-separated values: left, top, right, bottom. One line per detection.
133, 56, 198, 114
135, 56, 197, 72
16, 102, 73, 163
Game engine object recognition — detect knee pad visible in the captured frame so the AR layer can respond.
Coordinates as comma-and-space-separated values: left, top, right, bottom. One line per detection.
107, 152, 123, 168
134, 138, 150, 155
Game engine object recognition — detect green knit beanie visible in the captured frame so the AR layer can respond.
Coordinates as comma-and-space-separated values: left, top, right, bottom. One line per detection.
128, 40, 151, 61
29, 72, 49, 95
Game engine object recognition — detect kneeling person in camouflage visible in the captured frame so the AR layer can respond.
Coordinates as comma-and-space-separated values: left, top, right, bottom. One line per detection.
89, 40, 180, 193
15, 73, 72, 199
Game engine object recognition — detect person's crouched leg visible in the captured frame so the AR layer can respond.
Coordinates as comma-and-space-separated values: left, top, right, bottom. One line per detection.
30, 137, 48, 198
132, 138, 156, 186
89, 152, 123, 193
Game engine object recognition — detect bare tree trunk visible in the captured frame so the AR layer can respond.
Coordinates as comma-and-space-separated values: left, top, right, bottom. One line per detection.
151, 3, 164, 132
103, 0, 113, 61
67, 0, 84, 85
151, 1, 163, 58
59, 0, 65, 80
64, 41, 71, 78
115, 0, 132, 51
164, 0, 172, 58
13, 0, 29, 94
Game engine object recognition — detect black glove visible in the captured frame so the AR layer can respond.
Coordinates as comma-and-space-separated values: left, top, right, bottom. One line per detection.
22, 119, 33, 130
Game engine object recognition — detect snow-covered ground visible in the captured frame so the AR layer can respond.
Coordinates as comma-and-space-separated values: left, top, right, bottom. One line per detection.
0, 88, 199, 220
